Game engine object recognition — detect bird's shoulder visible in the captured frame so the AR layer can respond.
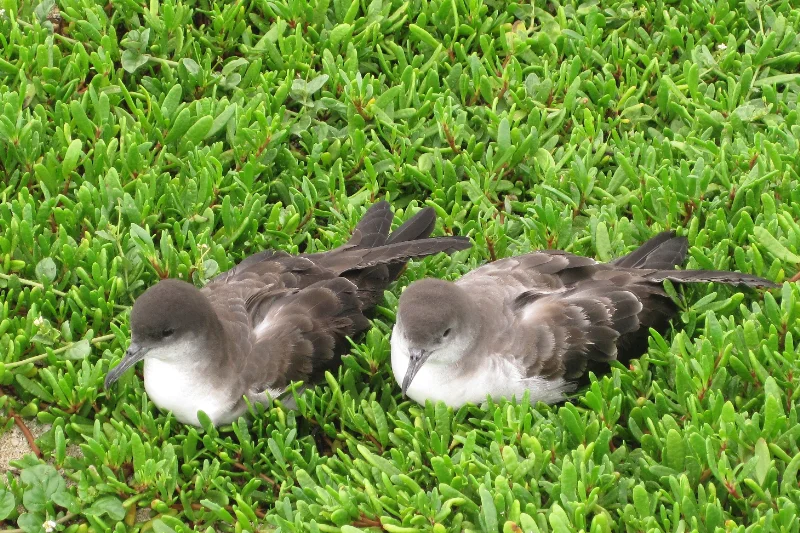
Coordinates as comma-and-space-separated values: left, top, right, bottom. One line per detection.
459, 250, 598, 290
493, 265, 672, 384
236, 275, 369, 396
206, 249, 336, 291
203, 253, 371, 395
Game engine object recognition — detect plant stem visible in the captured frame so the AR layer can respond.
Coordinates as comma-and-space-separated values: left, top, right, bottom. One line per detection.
3, 512, 77, 533
16, 19, 81, 48
5, 334, 116, 369
149, 56, 179, 68
0, 272, 67, 297
232, 461, 278, 488
8, 408, 42, 458
0, 273, 129, 311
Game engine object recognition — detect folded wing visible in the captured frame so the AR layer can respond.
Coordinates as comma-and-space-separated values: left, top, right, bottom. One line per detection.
475, 232, 775, 383
203, 201, 471, 395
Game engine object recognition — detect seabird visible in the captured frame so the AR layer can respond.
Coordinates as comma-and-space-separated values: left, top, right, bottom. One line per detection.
391, 231, 779, 407
104, 201, 470, 426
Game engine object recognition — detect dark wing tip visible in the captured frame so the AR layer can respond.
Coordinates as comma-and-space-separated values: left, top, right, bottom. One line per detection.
611, 231, 688, 270
447, 235, 473, 250
650, 270, 780, 289
386, 206, 438, 245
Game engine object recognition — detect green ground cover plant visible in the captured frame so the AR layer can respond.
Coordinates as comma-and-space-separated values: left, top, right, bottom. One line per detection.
1, 0, 800, 531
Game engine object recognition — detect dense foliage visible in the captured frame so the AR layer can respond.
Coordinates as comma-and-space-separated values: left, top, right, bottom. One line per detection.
1, 0, 800, 531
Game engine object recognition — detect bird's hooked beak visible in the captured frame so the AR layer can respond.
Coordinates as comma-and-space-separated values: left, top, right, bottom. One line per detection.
401, 347, 429, 397
104, 342, 149, 389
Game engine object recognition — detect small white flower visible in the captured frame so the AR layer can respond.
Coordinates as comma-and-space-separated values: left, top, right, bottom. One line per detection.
198, 243, 209, 251
43, 520, 57, 533
0, 9, 6, 17
34, 316, 45, 328
718, 43, 727, 50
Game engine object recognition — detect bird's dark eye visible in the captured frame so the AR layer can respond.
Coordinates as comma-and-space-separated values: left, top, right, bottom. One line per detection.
443, 328, 452, 338
162, 328, 175, 338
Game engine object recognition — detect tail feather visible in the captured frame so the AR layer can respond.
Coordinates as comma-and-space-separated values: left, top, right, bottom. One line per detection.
385, 207, 438, 279
611, 232, 777, 288
331, 203, 471, 309
346, 201, 394, 249
386, 207, 437, 245
611, 232, 688, 270
641, 269, 779, 289
353, 236, 472, 270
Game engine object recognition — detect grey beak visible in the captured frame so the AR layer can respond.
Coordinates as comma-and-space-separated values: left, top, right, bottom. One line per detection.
104, 343, 148, 389
401, 348, 428, 397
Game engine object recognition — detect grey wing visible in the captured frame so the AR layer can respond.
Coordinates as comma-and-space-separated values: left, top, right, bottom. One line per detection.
204, 257, 371, 395
472, 232, 773, 385
463, 251, 675, 382
508, 273, 673, 382
459, 250, 598, 291
241, 277, 370, 394
206, 251, 336, 291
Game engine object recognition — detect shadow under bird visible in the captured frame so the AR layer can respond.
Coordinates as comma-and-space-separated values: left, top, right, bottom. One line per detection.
391, 231, 779, 407
104, 201, 470, 426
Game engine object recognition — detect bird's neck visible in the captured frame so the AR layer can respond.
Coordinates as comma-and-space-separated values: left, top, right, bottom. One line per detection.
199, 312, 232, 370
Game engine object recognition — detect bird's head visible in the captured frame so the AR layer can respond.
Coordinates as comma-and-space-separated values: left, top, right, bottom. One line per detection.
393, 278, 477, 396
104, 278, 217, 389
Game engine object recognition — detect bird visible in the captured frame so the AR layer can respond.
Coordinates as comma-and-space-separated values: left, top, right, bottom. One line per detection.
103, 201, 471, 426
391, 231, 779, 408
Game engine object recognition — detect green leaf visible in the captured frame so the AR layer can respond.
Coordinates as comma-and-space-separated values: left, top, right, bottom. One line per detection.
560, 458, 578, 502
632, 484, 650, 518
15, 375, 54, 402
64, 339, 91, 360
181, 58, 200, 75
664, 429, 686, 472
52, 490, 80, 513
306, 74, 329, 94
54, 425, 66, 466
20, 465, 65, 514
184, 115, 214, 145
752, 226, 800, 263
131, 432, 145, 471
86, 496, 126, 520
207, 104, 238, 139
754, 438, 770, 486
753, 73, 800, 87
17, 512, 46, 533
548, 504, 572, 533
35, 258, 57, 283
330, 24, 352, 47
356, 444, 400, 476
0, 487, 15, 520
497, 117, 510, 151
130, 223, 155, 252
152, 520, 178, 533
62, 139, 83, 176
782, 452, 800, 494
479, 484, 499, 533
164, 107, 193, 145
595, 221, 612, 262
200, 499, 235, 523
69, 100, 96, 139
121, 49, 150, 73
559, 404, 584, 443
161, 84, 183, 119
409, 24, 440, 49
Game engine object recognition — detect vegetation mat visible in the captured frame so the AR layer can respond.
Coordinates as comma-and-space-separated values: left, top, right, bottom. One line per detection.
1, 0, 800, 531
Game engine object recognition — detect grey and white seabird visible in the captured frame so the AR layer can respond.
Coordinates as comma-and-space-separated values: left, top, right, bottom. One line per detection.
391, 231, 778, 407
104, 201, 470, 426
